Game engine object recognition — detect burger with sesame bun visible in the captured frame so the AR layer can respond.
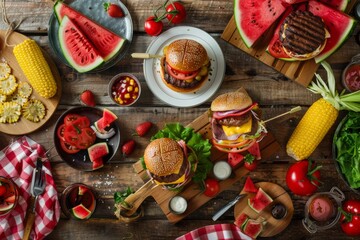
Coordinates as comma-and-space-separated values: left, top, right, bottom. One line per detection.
160, 39, 210, 93
210, 89, 267, 153
144, 138, 197, 190
279, 10, 329, 61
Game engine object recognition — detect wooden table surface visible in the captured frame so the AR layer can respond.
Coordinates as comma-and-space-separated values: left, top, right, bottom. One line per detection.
1, 0, 360, 239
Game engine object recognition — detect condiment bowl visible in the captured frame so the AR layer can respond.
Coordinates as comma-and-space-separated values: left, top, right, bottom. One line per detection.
108, 73, 141, 106
0, 176, 19, 217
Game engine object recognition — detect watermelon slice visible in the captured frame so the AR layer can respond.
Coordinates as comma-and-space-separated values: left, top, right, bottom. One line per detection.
94, 108, 118, 133
248, 187, 273, 213
54, 1, 126, 61
0, 202, 14, 212
318, 0, 349, 11
58, 16, 104, 73
71, 204, 92, 220
92, 158, 104, 170
243, 176, 259, 193
308, 0, 356, 63
234, 0, 286, 48
78, 185, 88, 196
234, 212, 249, 229
88, 142, 109, 162
242, 219, 265, 239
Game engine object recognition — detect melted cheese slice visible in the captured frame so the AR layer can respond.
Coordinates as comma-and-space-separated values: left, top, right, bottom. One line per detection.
222, 117, 252, 137
154, 174, 185, 185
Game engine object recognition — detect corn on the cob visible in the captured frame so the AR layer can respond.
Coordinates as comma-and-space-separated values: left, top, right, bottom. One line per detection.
13, 39, 57, 98
286, 62, 360, 160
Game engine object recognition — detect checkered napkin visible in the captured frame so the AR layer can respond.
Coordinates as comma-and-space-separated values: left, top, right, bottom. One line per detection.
0, 136, 60, 240
176, 224, 252, 240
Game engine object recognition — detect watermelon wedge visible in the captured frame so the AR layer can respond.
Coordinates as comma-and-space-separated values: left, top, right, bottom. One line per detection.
308, 0, 356, 63
58, 16, 104, 73
54, 1, 126, 62
318, 0, 350, 11
234, 0, 286, 48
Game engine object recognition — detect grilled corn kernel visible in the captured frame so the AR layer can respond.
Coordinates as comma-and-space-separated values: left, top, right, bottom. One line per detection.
13, 39, 57, 98
286, 98, 339, 160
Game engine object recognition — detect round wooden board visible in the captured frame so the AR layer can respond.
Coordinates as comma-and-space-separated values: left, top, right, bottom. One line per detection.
234, 182, 294, 237
0, 30, 62, 135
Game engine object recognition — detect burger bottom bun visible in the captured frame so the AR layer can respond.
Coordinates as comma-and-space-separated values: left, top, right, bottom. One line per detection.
160, 57, 208, 93
282, 38, 327, 61
211, 88, 252, 112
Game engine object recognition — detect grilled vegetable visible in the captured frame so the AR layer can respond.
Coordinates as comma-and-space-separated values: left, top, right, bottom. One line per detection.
0, 62, 11, 80
286, 62, 360, 160
13, 39, 57, 98
22, 99, 46, 122
17, 82, 33, 98
0, 102, 21, 123
0, 75, 18, 95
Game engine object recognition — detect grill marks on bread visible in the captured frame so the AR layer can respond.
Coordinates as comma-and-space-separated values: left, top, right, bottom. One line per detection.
280, 10, 325, 54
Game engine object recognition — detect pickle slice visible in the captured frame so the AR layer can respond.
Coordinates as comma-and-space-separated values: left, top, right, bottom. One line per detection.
22, 99, 46, 122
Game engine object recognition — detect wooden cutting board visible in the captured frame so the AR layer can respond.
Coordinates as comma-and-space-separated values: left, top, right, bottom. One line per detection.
132, 102, 281, 223
0, 30, 62, 135
234, 182, 294, 237
221, 1, 357, 87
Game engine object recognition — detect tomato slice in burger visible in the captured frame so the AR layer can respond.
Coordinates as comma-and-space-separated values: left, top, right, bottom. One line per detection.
60, 139, 80, 154
167, 64, 199, 80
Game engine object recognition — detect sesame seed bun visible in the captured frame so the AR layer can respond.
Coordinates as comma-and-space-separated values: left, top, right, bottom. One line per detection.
211, 88, 252, 112
144, 138, 184, 177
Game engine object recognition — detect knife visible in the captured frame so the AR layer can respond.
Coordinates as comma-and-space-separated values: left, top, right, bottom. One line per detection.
212, 194, 246, 221
23, 159, 44, 240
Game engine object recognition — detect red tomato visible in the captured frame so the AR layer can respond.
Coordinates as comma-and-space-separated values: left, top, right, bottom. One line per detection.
64, 114, 82, 125
285, 159, 321, 196
144, 16, 163, 36
60, 140, 80, 154
166, 2, 186, 24
63, 124, 80, 145
227, 152, 244, 168
244, 154, 258, 171
64, 114, 90, 128
75, 127, 96, 149
56, 124, 66, 142
167, 64, 199, 80
0, 185, 6, 196
203, 178, 220, 197
340, 199, 360, 236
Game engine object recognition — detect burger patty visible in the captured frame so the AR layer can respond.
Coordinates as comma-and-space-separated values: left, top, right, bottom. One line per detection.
280, 10, 326, 54
150, 156, 189, 183
216, 111, 252, 126
162, 61, 203, 89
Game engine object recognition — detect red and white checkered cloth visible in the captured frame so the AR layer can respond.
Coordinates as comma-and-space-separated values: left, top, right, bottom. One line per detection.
0, 136, 60, 240
176, 224, 252, 240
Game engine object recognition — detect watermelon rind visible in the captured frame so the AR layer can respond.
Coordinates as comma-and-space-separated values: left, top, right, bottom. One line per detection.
88, 142, 109, 162
234, 212, 249, 230
0, 202, 14, 212
54, 1, 126, 62
92, 158, 104, 170
319, 0, 350, 12
58, 16, 104, 73
234, 0, 286, 48
308, 0, 357, 63
71, 204, 92, 220
78, 185, 88, 196
248, 187, 273, 213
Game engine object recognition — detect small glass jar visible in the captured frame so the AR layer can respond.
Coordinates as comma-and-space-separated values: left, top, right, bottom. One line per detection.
169, 195, 188, 215
60, 183, 97, 220
342, 54, 360, 92
0, 176, 19, 217
108, 73, 141, 106
302, 187, 345, 233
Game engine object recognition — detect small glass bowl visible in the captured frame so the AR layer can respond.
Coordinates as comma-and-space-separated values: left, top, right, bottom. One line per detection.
342, 54, 360, 92
302, 187, 345, 233
108, 73, 141, 107
169, 195, 188, 215
0, 176, 19, 217
60, 183, 97, 220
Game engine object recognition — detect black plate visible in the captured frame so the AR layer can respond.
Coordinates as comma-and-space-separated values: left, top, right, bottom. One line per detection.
332, 115, 360, 195
54, 107, 120, 171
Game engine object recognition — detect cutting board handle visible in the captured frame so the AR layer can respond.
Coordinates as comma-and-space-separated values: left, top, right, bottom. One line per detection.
121, 180, 158, 217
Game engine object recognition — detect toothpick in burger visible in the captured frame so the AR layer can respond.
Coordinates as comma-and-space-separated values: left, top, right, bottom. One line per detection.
210, 89, 267, 153
160, 39, 210, 93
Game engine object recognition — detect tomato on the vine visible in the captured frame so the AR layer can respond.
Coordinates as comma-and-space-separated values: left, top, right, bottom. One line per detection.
166, 1, 186, 24
340, 199, 360, 236
144, 16, 163, 36
285, 159, 321, 196
203, 178, 220, 197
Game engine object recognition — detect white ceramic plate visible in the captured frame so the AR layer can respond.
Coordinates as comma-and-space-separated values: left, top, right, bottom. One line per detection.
143, 26, 225, 107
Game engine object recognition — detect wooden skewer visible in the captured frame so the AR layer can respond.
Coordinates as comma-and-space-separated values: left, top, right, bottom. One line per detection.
263, 106, 302, 123
131, 53, 163, 59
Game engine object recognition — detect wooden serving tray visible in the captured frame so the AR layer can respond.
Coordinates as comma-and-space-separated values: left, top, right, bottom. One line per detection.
132, 105, 281, 223
221, 1, 357, 87
0, 30, 62, 135
234, 182, 294, 237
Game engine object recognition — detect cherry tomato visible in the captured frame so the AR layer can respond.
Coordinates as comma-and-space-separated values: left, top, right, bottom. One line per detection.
59, 139, 80, 154
144, 16, 163, 36
285, 159, 321, 196
166, 2, 186, 24
340, 199, 360, 236
203, 178, 220, 197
